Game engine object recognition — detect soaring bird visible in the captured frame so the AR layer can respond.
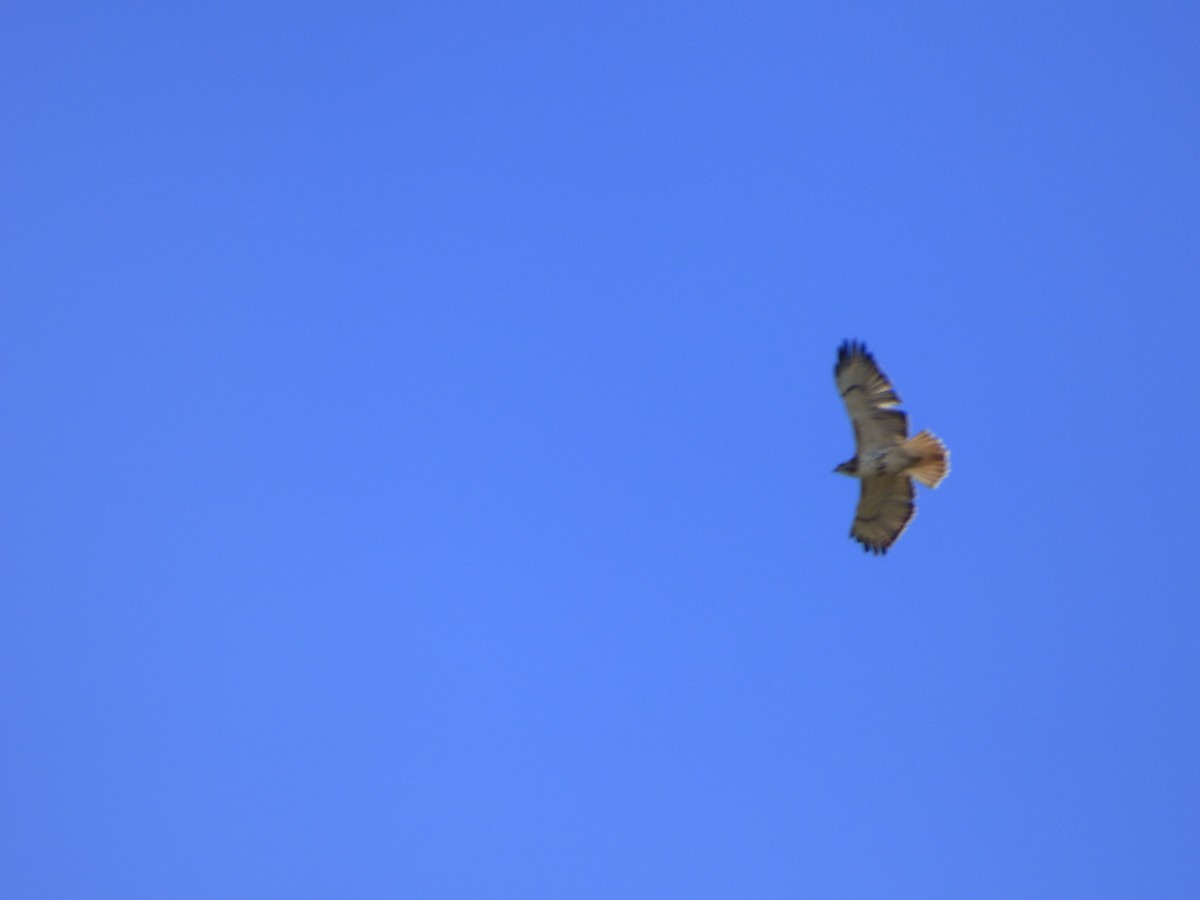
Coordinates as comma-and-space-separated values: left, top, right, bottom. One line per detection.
834, 340, 949, 554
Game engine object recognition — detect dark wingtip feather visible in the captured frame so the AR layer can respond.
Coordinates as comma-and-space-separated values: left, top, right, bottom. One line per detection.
835, 339, 872, 375
851, 536, 893, 556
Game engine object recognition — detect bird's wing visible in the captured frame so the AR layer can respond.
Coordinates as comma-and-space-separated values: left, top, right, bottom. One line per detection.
835, 340, 908, 451
851, 474, 915, 555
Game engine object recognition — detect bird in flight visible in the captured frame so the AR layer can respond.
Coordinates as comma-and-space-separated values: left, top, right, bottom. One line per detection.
834, 340, 949, 554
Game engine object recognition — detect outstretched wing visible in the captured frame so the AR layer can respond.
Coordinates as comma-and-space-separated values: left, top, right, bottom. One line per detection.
835, 340, 908, 452
851, 474, 915, 555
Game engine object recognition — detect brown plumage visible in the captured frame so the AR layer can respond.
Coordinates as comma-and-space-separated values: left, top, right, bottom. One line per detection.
834, 340, 949, 554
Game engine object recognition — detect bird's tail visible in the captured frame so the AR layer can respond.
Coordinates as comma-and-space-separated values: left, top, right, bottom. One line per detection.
904, 430, 950, 488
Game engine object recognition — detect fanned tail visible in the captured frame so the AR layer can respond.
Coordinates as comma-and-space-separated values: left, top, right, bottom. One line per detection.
904, 430, 950, 488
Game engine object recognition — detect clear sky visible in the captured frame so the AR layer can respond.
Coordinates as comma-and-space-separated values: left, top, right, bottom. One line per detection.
4, 3, 1199, 897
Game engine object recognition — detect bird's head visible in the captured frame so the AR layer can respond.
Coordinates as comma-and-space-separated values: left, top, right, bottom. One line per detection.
834, 458, 859, 477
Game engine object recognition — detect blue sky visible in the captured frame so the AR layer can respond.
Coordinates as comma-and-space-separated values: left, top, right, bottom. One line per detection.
3, 2, 1199, 897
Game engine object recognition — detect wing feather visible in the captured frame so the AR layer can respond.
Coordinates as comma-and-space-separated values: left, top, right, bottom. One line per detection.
851, 474, 915, 555
835, 340, 909, 450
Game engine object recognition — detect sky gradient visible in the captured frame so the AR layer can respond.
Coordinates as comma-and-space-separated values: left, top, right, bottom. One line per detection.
4, 3, 1199, 897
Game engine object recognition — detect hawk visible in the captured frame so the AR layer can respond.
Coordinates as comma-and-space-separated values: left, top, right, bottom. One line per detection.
834, 340, 949, 554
